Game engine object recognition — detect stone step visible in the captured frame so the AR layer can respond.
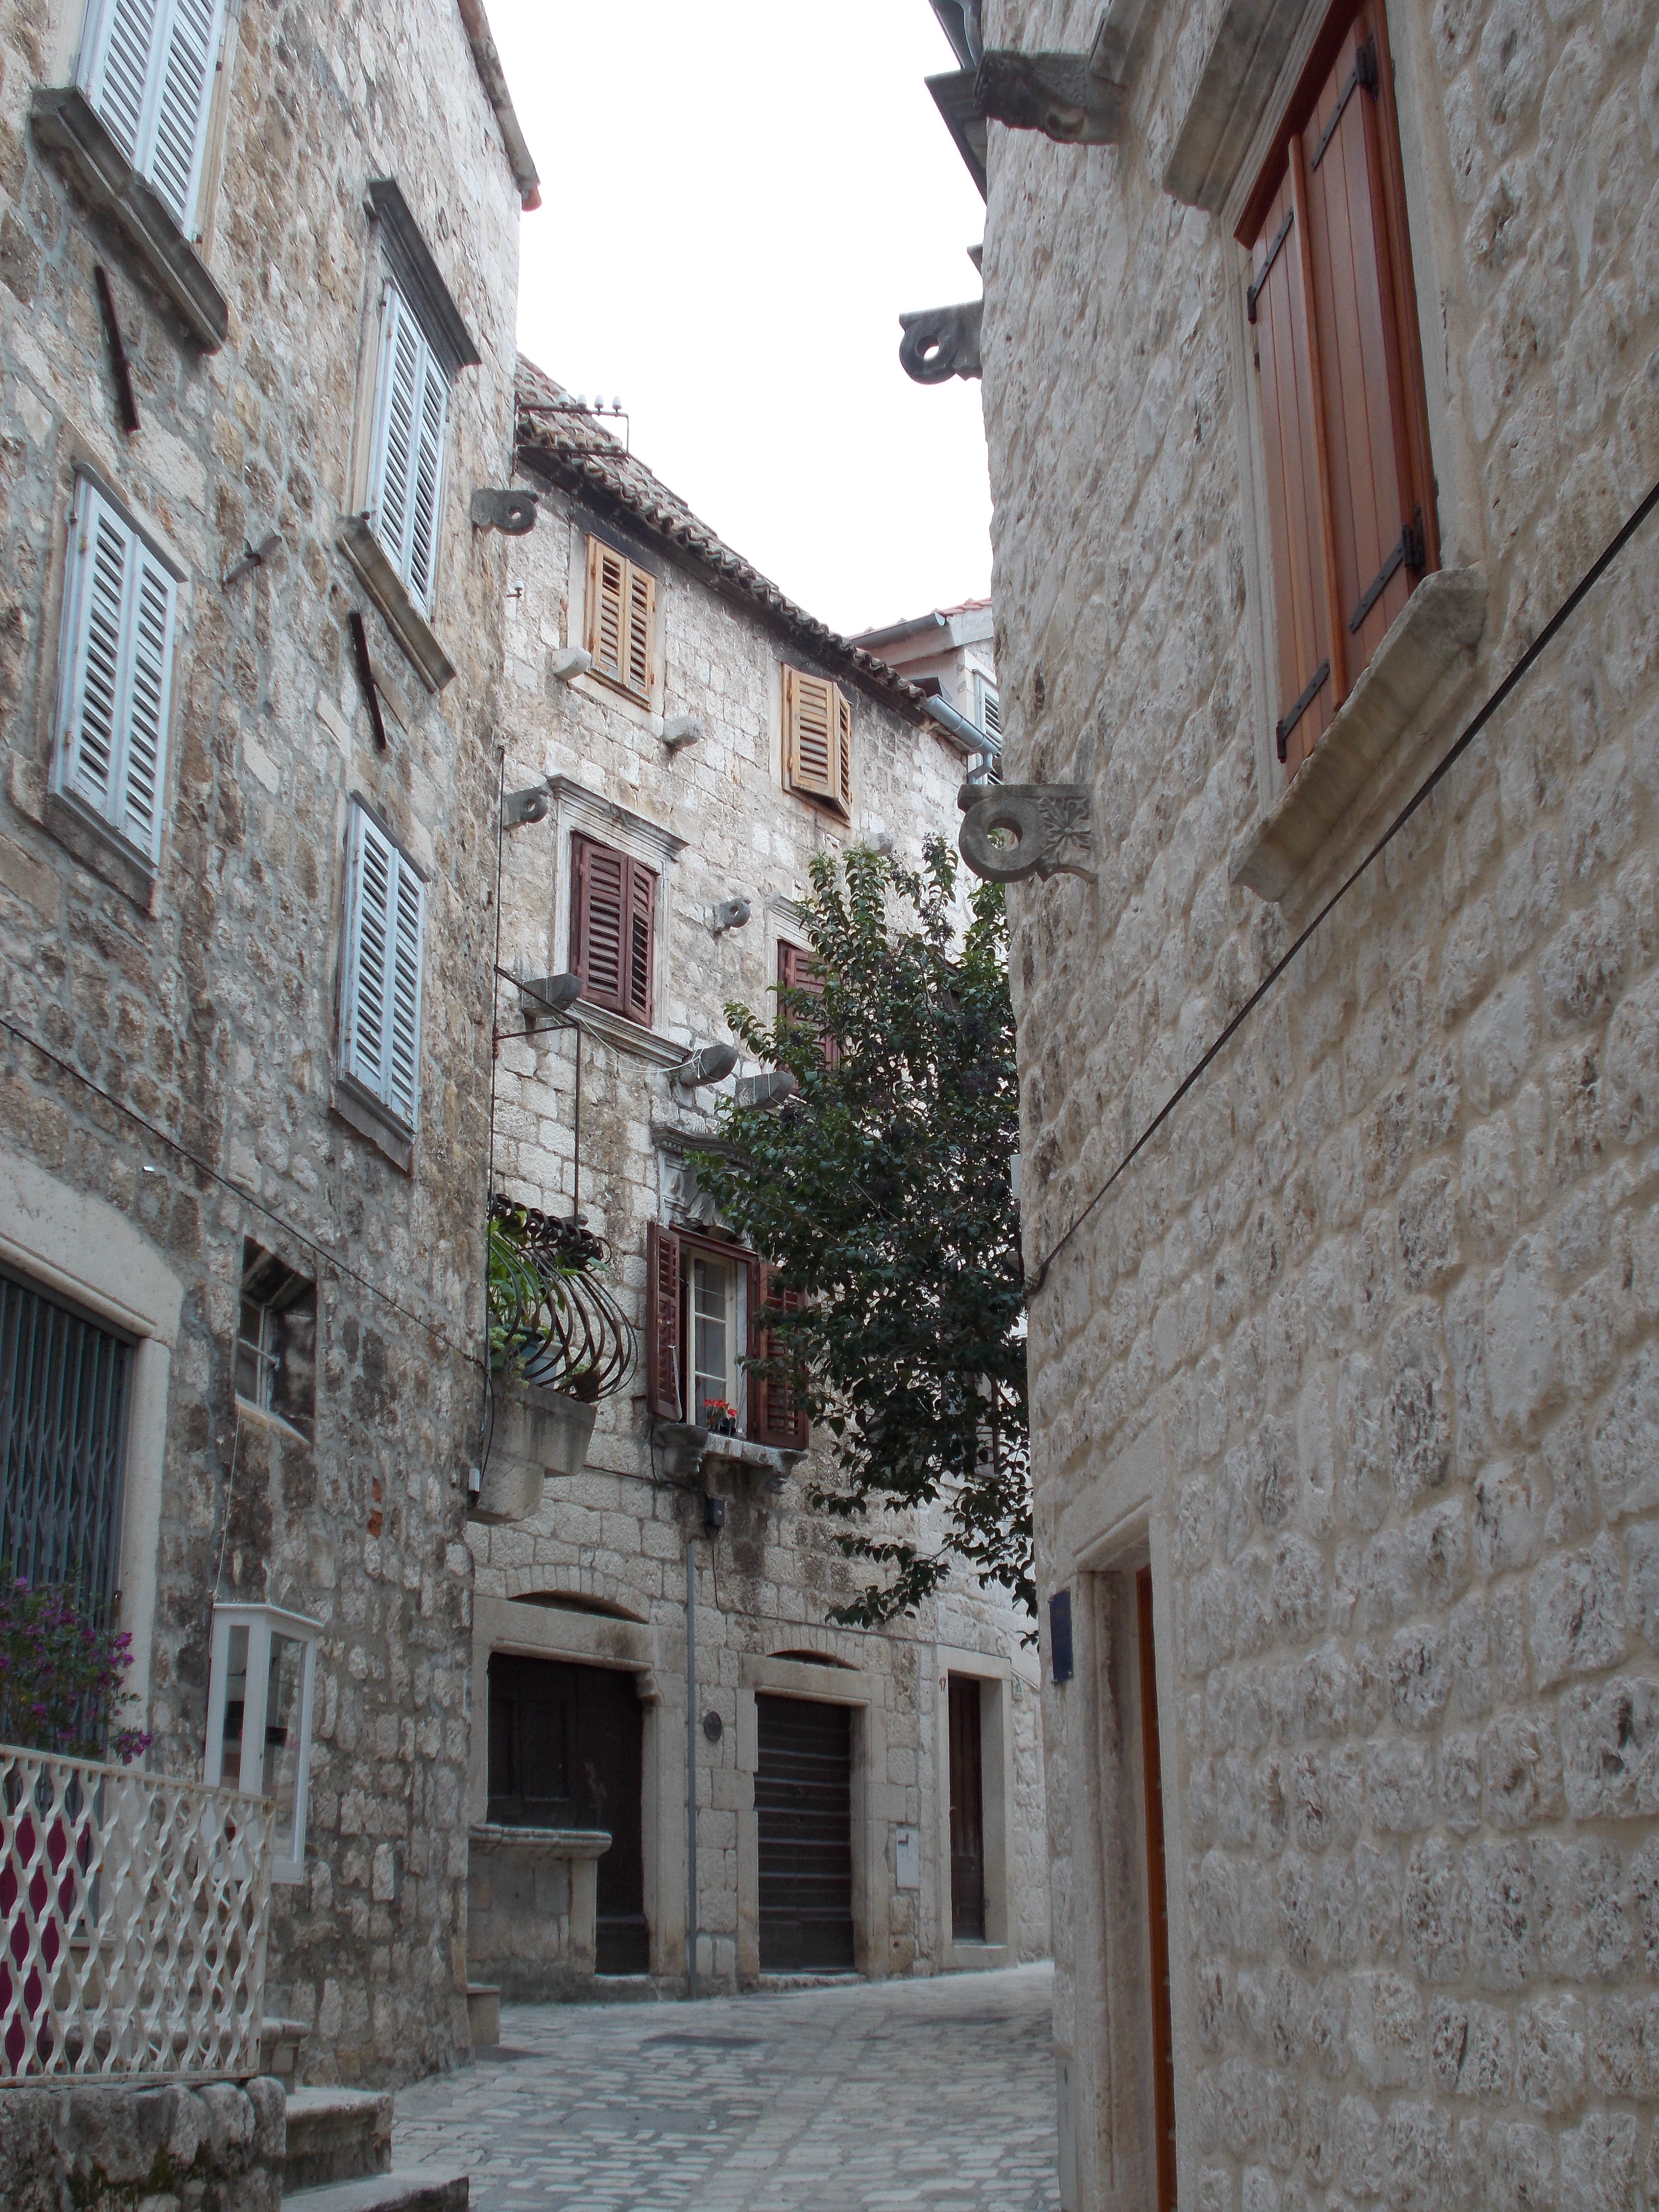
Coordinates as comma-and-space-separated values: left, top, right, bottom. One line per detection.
283, 2087, 393, 2190
282, 2174, 467, 2212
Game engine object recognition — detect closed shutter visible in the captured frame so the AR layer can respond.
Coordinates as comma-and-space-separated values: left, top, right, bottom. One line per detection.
571, 835, 655, 1024
777, 940, 838, 1069
748, 1262, 808, 1448
340, 805, 425, 1129
755, 1695, 854, 1971
836, 689, 853, 811
1242, 0, 1436, 782
368, 281, 448, 615
584, 538, 655, 703
57, 475, 178, 862
783, 667, 844, 808
645, 1222, 682, 1420
80, 0, 227, 234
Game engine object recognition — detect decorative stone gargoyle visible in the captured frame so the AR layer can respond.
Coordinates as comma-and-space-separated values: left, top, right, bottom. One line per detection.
974, 50, 1125, 142
958, 782, 1096, 885
899, 301, 984, 385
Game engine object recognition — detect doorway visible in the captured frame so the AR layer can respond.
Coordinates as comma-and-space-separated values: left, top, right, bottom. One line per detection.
948, 1674, 986, 1940
755, 1694, 854, 1970
486, 1654, 649, 1973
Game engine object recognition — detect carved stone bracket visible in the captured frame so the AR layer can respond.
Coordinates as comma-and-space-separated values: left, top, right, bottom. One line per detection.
958, 783, 1096, 885
974, 51, 1125, 143
899, 301, 983, 385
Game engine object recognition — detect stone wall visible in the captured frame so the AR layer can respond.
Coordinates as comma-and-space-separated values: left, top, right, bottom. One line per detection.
975, 0, 1659, 2202
0, 0, 524, 2082
0, 2078, 285, 2212
467, 433, 1049, 1990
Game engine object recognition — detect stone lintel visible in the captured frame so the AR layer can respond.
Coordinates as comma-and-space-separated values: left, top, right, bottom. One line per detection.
1229, 566, 1488, 904
31, 86, 229, 349
336, 515, 458, 693
469, 1824, 613, 1859
366, 177, 481, 377
1162, 0, 1314, 213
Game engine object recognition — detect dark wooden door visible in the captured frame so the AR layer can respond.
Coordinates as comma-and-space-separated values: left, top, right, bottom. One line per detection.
485, 1655, 649, 1974
1137, 1567, 1178, 2212
756, 1695, 854, 1971
948, 1675, 986, 1940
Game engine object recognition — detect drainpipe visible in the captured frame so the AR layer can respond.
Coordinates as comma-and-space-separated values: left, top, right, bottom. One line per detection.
685, 1525, 698, 2001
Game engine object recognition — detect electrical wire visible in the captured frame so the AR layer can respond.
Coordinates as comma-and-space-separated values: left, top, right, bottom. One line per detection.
1024, 474, 1659, 1298
0, 1011, 485, 1371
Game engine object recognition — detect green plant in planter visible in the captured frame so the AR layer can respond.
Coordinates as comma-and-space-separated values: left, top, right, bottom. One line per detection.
0, 1576, 150, 1765
486, 1198, 635, 1402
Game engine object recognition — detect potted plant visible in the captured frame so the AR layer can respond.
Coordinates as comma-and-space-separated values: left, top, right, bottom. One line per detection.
701, 1399, 739, 1437
0, 1576, 150, 2071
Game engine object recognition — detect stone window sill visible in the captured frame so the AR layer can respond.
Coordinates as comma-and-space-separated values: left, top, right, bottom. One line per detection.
329, 1077, 414, 1174
567, 1000, 690, 1068
44, 791, 156, 912
336, 516, 457, 694
30, 86, 228, 349
652, 1419, 804, 1488
1229, 566, 1487, 907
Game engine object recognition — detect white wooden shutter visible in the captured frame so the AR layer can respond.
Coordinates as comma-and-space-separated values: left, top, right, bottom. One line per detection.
341, 806, 424, 1129
80, 0, 226, 234
57, 476, 177, 862
368, 281, 447, 615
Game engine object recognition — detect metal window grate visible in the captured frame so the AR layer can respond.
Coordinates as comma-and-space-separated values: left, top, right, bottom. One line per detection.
0, 1271, 132, 1610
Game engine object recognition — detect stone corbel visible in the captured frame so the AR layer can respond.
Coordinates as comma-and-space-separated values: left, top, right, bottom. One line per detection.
973, 50, 1125, 143
898, 301, 983, 385
958, 783, 1096, 885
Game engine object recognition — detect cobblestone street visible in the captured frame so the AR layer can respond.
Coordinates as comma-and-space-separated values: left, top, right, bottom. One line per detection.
393, 1964, 1059, 2211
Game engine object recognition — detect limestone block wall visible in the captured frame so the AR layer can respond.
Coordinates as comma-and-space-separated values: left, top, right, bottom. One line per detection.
0, 0, 523, 2083
469, 450, 1048, 1988
976, 0, 1659, 2200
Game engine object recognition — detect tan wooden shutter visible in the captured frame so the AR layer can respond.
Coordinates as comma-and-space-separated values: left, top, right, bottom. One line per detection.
836, 689, 853, 811
646, 1222, 682, 1420
625, 564, 655, 700
625, 856, 656, 1026
747, 1262, 808, 1448
585, 536, 655, 703
783, 668, 838, 803
571, 834, 627, 1012
1300, 0, 1436, 673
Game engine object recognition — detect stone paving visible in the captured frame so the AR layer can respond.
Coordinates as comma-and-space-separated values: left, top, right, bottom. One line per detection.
393, 1963, 1060, 2211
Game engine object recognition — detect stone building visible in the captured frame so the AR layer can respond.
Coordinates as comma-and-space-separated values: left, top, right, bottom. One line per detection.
852, 596, 1004, 767
915, 0, 1659, 2202
463, 366, 1050, 2000
0, 0, 534, 2083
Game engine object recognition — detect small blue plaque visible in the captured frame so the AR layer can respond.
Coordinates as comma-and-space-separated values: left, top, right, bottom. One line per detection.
1049, 1587, 1073, 1683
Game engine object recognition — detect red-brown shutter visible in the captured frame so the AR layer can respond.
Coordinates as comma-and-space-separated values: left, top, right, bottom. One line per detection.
572, 836, 656, 1026
625, 859, 655, 1026
777, 940, 838, 1069
646, 1222, 682, 1420
1249, 168, 1337, 778
748, 1262, 808, 1448
1300, 0, 1436, 674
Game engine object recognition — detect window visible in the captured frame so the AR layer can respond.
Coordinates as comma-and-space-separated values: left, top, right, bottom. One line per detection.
583, 537, 656, 704
0, 1267, 131, 1611
339, 803, 425, 1130
54, 474, 179, 863
777, 940, 838, 1068
76, 0, 227, 235
235, 1242, 316, 1442
569, 833, 656, 1026
974, 674, 1002, 739
365, 279, 449, 617
204, 1601, 319, 1885
645, 1226, 807, 1445
1241, 0, 1436, 779
782, 666, 852, 817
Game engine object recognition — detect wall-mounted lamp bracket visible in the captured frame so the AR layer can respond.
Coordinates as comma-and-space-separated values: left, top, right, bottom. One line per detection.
548, 646, 594, 682
959, 782, 1095, 884
899, 301, 983, 385
710, 896, 751, 936
663, 714, 705, 753
471, 487, 538, 535
223, 533, 282, 590
974, 50, 1125, 141
516, 973, 581, 1028
502, 784, 551, 830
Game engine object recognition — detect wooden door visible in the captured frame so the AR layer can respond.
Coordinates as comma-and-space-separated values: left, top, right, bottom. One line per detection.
948, 1674, 986, 1941
755, 1695, 854, 1971
1137, 1568, 1178, 2212
485, 1655, 649, 1975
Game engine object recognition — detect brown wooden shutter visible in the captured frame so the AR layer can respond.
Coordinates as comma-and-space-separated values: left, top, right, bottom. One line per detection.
625, 857, 655, 1026
625, 564, 655, 699
1300, 0, 1436, 674
748, 1262, 808, 1448
571, 834, 627, 1012
778, 939, 838, 1069
646, 1222, 682, 1420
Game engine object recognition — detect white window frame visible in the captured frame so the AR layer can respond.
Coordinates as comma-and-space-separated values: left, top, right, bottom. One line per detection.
53, 473, 180, 864
76, 0, 229, 238
204, 1601, 320, 1886
338, 801, 426, 1132
687, 1250, 747, 1431
365, 278, 450, 618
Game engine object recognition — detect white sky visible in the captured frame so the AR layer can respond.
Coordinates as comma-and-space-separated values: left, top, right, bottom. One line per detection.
487, 0, 991, 640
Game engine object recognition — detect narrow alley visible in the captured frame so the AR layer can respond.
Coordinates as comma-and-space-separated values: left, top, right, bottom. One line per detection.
393, 1966, 1060, 2212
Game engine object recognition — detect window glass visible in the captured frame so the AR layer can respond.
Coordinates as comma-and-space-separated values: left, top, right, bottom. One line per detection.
262, 1632, 307, 1862
690, 1256, 733, 1427
218, 1622, 249, 1788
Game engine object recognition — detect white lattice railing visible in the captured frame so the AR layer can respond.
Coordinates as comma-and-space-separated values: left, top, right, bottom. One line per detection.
0, 1745, 273, 2080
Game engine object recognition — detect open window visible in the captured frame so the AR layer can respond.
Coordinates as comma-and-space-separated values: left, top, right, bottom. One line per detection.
235, 1241, 316, 1443
1240, 0, 1437, 779
204, 1602, 320, 1885
645, 1224, 807, 1446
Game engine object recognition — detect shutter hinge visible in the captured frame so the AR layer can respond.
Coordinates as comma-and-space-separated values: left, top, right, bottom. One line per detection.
1310, 35, 1379, 169
1276, 660, 1330, 761
1348, 508, 1426, 635
1246, 206, 1294, 324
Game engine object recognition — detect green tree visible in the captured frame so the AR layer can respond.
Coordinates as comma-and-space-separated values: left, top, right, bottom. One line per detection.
696, 840, 1030, 1626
